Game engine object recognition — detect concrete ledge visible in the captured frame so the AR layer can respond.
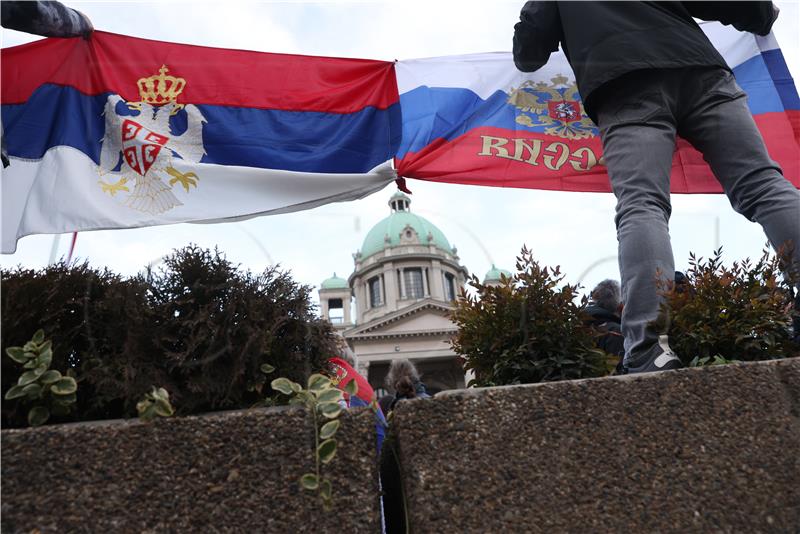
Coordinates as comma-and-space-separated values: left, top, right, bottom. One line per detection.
390, 358, 800, 533
1, 406, 380, 532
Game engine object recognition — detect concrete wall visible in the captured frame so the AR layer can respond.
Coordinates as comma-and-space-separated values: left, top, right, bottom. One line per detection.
4, 359, 799, 533
390, 358, 800, 533
1, 406, 380, 533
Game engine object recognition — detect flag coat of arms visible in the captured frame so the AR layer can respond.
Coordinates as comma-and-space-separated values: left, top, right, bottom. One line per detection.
1, 31, 401, 253
394, 22, 800, 193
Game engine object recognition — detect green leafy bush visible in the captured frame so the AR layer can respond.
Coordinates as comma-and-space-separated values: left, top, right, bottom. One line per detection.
1, 245, 337, 428
141, 245, 337, 415
4, 330, 78, 426
136, 387, 175, 421
451, 247, 607, 387
1, 262, 147, 424
655, 248, 799, 365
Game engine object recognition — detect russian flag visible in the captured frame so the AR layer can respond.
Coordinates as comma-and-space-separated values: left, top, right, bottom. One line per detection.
394, 22, 800, 194
1, 31, 401, 253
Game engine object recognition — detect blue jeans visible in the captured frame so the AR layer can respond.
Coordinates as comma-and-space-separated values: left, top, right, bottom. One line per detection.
595, 67, 800, 367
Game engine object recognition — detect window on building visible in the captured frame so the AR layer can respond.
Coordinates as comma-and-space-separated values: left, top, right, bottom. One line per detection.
404, 268, 424, 299
425, 268, 431, 295
444, 273, 456, 301
368, 276, 383, 308
328, 298, 344, 324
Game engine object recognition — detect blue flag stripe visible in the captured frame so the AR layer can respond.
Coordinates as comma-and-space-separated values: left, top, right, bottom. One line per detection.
2, 84, 401, 174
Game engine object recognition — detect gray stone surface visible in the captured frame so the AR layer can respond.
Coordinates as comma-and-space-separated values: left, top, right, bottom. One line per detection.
391, 358, 800, 533
2, 406, 380, 533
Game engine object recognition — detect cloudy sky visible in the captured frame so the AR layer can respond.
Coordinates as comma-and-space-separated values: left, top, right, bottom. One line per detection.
2, 1, 799, 307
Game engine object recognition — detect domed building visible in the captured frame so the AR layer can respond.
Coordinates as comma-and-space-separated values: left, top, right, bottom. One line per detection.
483, 265, 513, 286
319, 192, 470, 395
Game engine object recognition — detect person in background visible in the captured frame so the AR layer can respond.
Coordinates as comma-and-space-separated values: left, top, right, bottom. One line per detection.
327, 338, 389, 532
585, 279, 624, 371
379, 358, 430, 534
329, 339, 381, 409
384, 359, 430, 413
513, 1, 800, 374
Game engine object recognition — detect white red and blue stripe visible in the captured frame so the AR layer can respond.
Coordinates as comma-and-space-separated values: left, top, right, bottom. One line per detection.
1, 32, 401, 253
394, 22, 800, 193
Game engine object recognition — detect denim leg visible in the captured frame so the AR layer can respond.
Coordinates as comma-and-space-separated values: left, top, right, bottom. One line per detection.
679, 70, 800, 285
597, 90, 679, 367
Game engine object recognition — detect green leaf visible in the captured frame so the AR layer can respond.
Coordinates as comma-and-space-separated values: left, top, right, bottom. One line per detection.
32, 329, 45, 345
28, 406, 49, 426
344, 379, 358, 397
23, 359, 39, 369
271, 378, 299, 395
50, 377, 77, 395
153, 387, 170, 401
316, 388, 343, 404
35, 348, 53, 369
320, 479, 332, 501
4, 384, 27, 400
154, 399, 174, 417
18, 368, 44, 386
21, 383, 43, 398
260, 363, 276, 375
300, 473, 319, 490
5, 347, 27, 364
52, 392, 77, 405
307, 373, 330, 392
319, 420, 340, 440
296, 391, 314, 403
288, 397, 306, 406
137, 400, 158, 421
317, 402, 342, 419
39, 370, 62, 385
317, 439, 337, 464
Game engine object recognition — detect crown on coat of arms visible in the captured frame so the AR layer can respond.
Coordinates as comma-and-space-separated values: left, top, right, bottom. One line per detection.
136, 65, 186, 106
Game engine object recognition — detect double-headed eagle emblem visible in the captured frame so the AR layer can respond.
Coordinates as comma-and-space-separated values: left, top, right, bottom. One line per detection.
99, 65, 206, 214
507, 75, 597, 140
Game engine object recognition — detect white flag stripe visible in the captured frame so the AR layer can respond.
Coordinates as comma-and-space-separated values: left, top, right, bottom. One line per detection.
396, 23, 762, 96
1, 146, 395, 253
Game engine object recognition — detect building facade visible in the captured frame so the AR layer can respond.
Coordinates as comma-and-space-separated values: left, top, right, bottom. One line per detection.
319, 192, 470, 395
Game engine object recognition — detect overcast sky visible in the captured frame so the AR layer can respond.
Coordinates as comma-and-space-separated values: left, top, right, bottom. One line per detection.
2, 1, 799, 307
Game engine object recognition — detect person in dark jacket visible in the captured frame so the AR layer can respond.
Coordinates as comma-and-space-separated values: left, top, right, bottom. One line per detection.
1, 1, 92, 38
585, 279, 625, 365
384, 359, 430, 412
514, 2, 800, 374
380, 359, 430, 534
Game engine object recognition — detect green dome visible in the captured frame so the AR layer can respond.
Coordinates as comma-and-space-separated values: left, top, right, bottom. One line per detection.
320, 273, 349, 290
483, 265, 512, 283
359, 193, 452, 260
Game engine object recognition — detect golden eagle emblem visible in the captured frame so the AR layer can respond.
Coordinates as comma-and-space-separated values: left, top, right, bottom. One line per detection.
98, 65, 206, 215
507, 75, 597, 140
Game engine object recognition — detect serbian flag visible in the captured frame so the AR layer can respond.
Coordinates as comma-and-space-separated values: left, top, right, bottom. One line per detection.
394, 23, 800, 193
329, 356, 377, 407
1, 31, 400, 253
